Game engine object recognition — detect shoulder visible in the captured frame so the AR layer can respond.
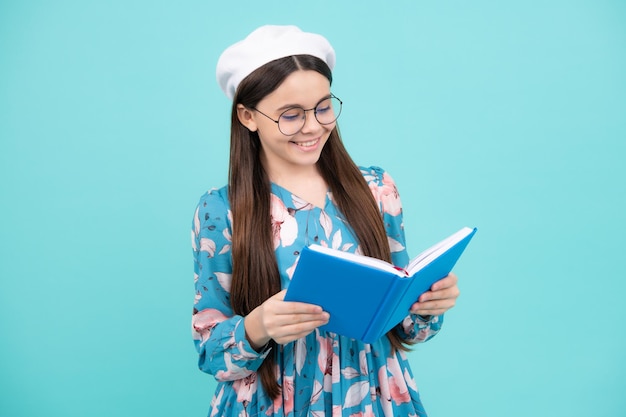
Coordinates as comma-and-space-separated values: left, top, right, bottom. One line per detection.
193, 185, 232, 232
196, 185, 230, 210
358, 165, 403, 216
358, 165, 398, 189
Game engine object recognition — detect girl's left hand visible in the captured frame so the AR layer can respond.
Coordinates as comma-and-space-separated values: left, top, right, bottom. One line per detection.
409, 273, 460, 316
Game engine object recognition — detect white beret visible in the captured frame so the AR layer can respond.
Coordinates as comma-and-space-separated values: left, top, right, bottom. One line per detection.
216, 25, 336, 100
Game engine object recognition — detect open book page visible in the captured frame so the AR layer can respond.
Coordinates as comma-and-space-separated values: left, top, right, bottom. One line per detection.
307, 244, 405, 277
406, 227, 475, 275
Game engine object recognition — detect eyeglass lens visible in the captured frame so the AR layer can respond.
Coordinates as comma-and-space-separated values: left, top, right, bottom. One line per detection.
277, 96, 342, 135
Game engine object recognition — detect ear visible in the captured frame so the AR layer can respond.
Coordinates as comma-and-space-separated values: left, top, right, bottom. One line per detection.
236, 104, 258, 132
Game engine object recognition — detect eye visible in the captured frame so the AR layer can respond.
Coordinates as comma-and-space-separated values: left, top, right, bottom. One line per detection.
280, 109, 303, 121
316, 99, 332, 114
316, 105, 331, 114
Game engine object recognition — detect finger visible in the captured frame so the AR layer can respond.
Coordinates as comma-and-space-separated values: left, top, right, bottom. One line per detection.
272, 290, 327, 313
272, 304, 325, 317
265, 292, 326, 315
278, 311, 330, 325
267, 315, 330, 343
411, 308, 447, 316
263, 309, 330, 330
418, 286, 460, 303
273, 319, 327, 336
275, 300, 326, 315
274, 330, 317, 345
412, 294, 458, 310
410, 298, 456, 315
430, 273, 458, 292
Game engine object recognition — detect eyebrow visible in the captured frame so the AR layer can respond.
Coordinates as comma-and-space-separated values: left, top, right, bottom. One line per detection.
275, 94, 332, 112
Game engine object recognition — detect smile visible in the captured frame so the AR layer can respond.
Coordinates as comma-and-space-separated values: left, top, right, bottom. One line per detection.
291, 138, 320, 148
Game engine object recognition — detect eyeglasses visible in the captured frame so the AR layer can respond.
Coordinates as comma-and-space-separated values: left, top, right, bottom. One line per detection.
253, 94, 343, 136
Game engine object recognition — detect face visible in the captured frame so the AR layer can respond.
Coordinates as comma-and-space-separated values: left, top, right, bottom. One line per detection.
237, 70, 335, 178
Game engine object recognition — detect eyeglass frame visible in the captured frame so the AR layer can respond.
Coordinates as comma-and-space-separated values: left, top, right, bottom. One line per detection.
251, 93, 343, 136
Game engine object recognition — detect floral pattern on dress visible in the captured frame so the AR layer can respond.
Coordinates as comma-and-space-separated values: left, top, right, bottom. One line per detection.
191, 166, 443, 417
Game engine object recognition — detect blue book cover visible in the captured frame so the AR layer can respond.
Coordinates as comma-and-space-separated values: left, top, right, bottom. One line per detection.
284, 227, 477, 343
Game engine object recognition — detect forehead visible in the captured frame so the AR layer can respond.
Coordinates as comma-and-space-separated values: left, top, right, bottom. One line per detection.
259, 70, 331, 109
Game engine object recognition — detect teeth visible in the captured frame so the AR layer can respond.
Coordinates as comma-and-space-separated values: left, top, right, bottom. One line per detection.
296, 139, 318, 147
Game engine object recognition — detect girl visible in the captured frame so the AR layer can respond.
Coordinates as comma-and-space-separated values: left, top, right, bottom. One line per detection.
191, 25, 460, 417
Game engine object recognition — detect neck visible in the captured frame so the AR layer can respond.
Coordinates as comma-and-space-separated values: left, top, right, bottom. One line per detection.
263, 162, 328, 208
269, 166, 320, 187
261, 153, 322, 187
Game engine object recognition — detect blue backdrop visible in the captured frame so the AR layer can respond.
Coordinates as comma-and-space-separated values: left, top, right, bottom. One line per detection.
1, 1, 625, 416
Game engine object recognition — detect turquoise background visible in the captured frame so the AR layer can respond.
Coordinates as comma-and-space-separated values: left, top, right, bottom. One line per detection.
1, 1, 625, 416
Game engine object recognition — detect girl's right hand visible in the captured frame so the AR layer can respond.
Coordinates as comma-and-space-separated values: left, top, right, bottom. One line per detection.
244, 290, 330, 349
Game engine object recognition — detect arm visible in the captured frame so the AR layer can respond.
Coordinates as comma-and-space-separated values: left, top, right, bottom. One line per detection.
191, 189, 270, 381
397, 271, 460, 342
191, 189, 329, 379
363, 166, 448, 343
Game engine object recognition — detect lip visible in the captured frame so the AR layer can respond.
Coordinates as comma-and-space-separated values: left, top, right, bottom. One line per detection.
290, 137, 321, 151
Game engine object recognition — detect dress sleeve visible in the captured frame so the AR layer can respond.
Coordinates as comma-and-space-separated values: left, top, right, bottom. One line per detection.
191, 189, 271, 381
361, 166, 444, 344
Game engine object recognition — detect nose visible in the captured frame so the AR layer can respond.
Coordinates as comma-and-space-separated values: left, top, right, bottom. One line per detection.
299, 109, 323, 134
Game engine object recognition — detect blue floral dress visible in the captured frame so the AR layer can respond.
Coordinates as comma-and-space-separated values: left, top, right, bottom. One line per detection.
191, 166, 443, 417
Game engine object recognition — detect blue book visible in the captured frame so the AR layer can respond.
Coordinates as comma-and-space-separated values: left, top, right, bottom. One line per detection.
284, 227, 477, 344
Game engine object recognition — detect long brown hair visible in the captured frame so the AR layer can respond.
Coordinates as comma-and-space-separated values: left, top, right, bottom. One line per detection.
228, 55, 412, 398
